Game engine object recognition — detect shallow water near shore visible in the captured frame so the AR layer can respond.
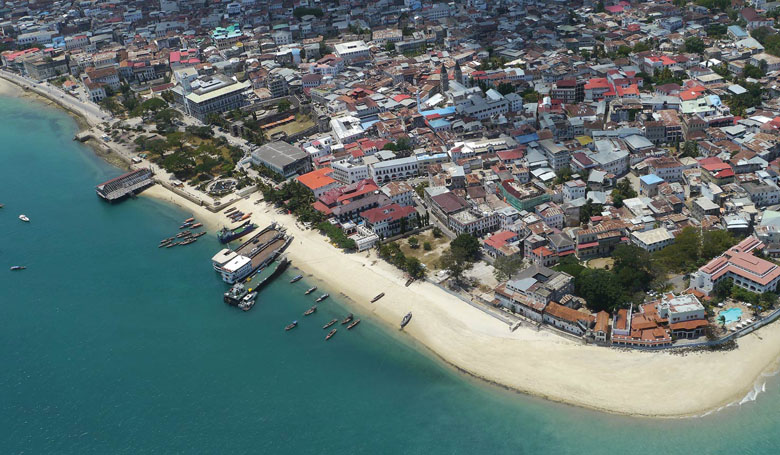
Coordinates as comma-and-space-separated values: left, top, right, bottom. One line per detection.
3, 96, 780, 454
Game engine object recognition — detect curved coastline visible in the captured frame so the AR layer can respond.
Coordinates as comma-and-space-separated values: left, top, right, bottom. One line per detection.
5, 75, 780, 418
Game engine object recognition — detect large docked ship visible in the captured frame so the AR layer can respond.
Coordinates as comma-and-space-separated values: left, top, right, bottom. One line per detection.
223, 256, 291, 306
217, 220, 258, 244
211, 222, 292, 284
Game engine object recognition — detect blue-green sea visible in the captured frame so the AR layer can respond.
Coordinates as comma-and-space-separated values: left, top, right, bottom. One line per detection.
2, 96, 780, 454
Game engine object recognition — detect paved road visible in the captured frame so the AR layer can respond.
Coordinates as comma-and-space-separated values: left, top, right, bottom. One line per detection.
0, 70, 108, 126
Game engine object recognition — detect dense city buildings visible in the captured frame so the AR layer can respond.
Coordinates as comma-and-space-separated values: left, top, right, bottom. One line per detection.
5, 0, 780, 350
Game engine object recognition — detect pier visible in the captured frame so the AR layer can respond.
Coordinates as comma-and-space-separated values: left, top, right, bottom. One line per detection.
96, 168, 154, 202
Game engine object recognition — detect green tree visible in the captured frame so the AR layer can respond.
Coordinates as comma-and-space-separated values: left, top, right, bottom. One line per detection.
408, 236, 419, 249
385, 42, 395, 52
493, 255, 524, 282
440, 248, 473, 286
577, 269, 624, 312
611, 178, 637, 208
423, 241, 432, 251
451, 233, 481, 261
277, 100, 291, 112
432, 227, 443, 238
405, 256, 426, 279
684, 36, 706, 54
680, 140, 699, 158
743, 63, 765, 79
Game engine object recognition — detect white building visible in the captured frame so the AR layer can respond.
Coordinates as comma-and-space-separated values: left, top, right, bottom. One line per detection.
369, 157, 419, 183
331, 158, 370, 184
330, 115, 365, 144
563, 179, 587, 202
455, 89, 509, 120
334, 41, 371, 62
631, 227, 675, 252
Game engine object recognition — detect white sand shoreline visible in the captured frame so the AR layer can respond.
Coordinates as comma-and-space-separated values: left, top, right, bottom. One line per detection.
6, 74, 780, 418
141, 184, 780, 418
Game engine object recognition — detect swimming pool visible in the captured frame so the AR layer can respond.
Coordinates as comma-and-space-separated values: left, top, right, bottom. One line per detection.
719, 307, 743, 324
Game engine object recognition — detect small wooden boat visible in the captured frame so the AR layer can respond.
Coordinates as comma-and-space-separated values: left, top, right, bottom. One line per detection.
191, 222, 203, 229
371, 293, 385, 303
323, 318, 338, 329
10, 266, 26, 271
166, 242, 179, 248
225, 207, 237, 214
325, 329, 337, 341
341, 313, 354, 325
285, 320, 298, 331
305, 286, 317, 295
347, 319, 360, 330
192, 231, 206, 238
176, 231, 191, 238
304, 305, 317, 316
290, 275, 303, 283
400, 312, 412, 329
158, 242, 171, 248
240, 213, 252, 220
184, 217, 195, 223
0, 203, 4, 208
179, 222, 193, 229
316, 293, 329, 303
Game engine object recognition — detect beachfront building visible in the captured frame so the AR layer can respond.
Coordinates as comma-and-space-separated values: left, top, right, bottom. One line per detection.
183, 78, 250, 122
448, 208, 499, 237
23, 55, 68, 81
349, 225, 380, 252
657, 294, 707, 339
543, 302, 595, 337
297, 168, 342, 199
593, 311, 610, 343
691, 236, 780, 295
360, 204, 417, 238
251, 141, 312, 178
495, 265, 574, 308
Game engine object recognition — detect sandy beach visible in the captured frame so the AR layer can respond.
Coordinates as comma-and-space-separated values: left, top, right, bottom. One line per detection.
141, 184, 780, 418
6, 72, 780, 418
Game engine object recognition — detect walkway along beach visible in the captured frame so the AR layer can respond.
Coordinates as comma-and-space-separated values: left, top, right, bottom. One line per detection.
6, 73, 780, 417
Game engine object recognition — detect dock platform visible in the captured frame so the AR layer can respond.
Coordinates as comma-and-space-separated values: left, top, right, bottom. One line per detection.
96, 168, 154, 202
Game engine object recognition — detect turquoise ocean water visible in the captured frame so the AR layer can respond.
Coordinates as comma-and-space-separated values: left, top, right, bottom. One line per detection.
2, 96, 780, 454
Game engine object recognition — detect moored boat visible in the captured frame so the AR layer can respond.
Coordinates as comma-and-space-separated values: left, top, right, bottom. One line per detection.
305, 286, 317, 295
176, 231, 191, 238
304, 305, 317, 316
184, 217, 195, 223
191, 222, 203, 229
217, 221, 257, 244
371, 293, 385, 303
192, 231, 206, 238
290, 274, 303, 283
225, 207, 237, 214
316, 293, 330, 303
323, 318, 338, 329
179, 222, 193, 229
285, 320, 298, 331
166, 242, 179, 248
341, 313, 354, 325
400, 312, 412, 329
325, 329, 337, 340
10, 265, 26, 271
240, 213, 252, 220
19, 214, 29, 222
347, 319, 360, 330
